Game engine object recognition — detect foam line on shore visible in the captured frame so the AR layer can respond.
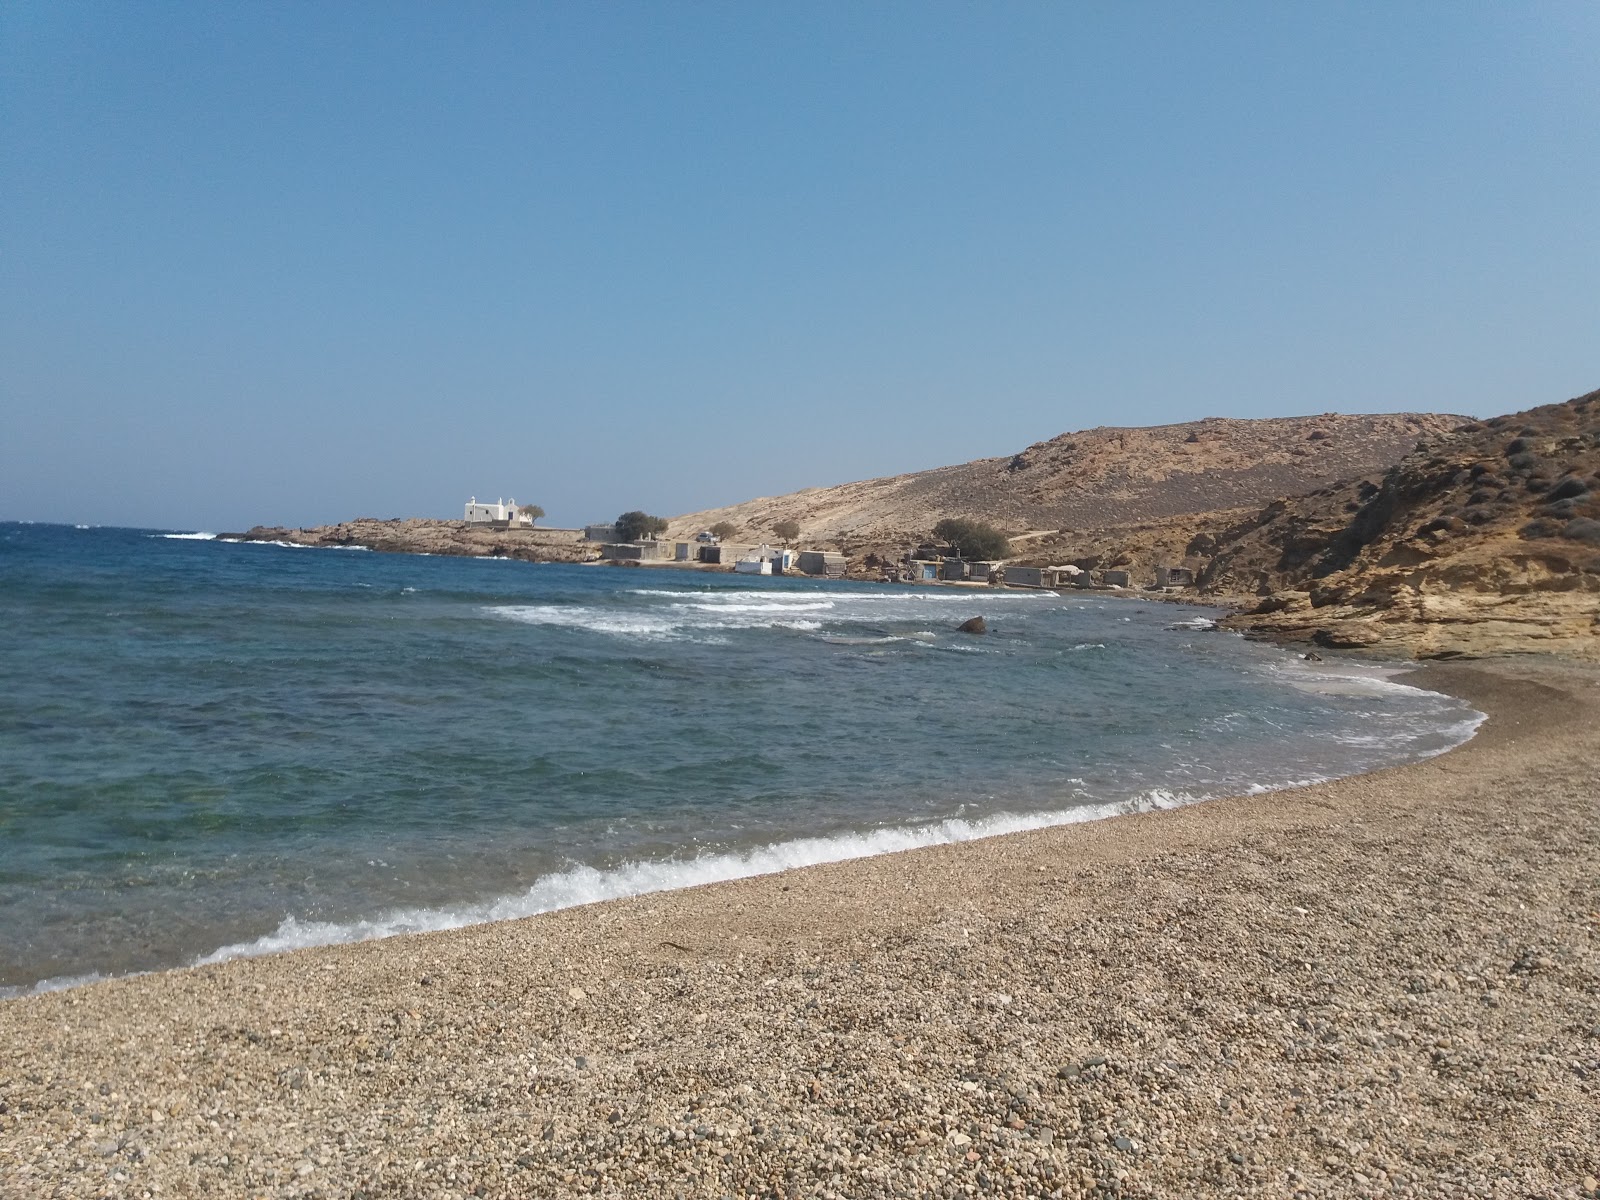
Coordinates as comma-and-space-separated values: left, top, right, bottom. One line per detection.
189, 789, 1212, 969
183, 681, 1483, 974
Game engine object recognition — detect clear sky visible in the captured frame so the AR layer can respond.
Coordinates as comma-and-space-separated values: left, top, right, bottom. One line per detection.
3, 3, 1596, 531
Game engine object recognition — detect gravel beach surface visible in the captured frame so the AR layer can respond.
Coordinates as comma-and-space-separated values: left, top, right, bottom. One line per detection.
3, 659, 1597, 1199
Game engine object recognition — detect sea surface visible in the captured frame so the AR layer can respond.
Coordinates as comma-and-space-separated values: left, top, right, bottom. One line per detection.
0, 522, 1483, 995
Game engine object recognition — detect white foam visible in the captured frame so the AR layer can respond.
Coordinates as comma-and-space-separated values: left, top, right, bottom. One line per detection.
508, 586, 1067, 643
217, 539, 371, 551
1267, 659, 1454, 700
1259, 659, 1488, 757
192, 786, 1212, 968
0, 970, 119, 1001
676, 600, 836, 614
157, 531, 217, 540
629, 588, 1056, 604
487, 604, 822, 641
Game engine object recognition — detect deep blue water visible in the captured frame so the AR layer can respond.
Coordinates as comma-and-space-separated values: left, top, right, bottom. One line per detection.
0, 523, 1482, 992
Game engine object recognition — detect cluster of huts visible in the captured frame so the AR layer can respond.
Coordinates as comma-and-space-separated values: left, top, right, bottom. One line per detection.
577, 524, 1194, 590
590, 534, 847, 578
897, 550, 1196, 591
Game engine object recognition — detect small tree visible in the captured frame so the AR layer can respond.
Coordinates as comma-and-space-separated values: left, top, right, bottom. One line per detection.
517, 504, 545, 525
709, 521, 739, 541
773, 519, 801, 545
615, 510, 669, 542
932, 517, 1011, 560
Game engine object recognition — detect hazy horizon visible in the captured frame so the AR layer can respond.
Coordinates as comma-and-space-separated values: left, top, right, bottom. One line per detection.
3, 5, 1595, 531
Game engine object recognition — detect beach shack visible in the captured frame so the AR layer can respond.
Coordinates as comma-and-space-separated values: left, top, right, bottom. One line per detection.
1156, 565, 1196, 587
966, 561, 997, 583
582, 523, 618, 542
1048, 565, 1084, 588
697, 544, 727, 564
734, 548, 772, 575
941, 559, 969, 582
764, 547, 796, 572
908, 559, 940, 582
602, 540, 672, 562
1003, 565, 1047, 588
799, 551, 847, 578
1102, 569, 1131, 588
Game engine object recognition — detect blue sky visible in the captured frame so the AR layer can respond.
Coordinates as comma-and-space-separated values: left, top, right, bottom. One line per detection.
3, 3, 1595, 531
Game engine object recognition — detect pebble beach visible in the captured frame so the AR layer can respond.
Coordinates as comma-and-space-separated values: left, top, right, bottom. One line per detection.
3, 658, 1598, 1199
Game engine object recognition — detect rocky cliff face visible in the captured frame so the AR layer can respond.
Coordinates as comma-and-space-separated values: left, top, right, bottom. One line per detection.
1207, 389, 1600, 659
667, 413, 1463, 547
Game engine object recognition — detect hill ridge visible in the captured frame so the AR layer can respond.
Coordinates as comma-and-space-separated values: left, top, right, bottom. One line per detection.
667, 411, 1467, 545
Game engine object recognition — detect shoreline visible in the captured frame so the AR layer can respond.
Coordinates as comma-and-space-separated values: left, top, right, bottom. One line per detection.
0, 644, 1456, 1002
4, 657, 1597, 1196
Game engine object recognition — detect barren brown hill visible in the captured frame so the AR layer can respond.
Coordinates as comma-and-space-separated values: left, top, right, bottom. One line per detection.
1207, 387, 1600, 658
667, 413, 1463, 548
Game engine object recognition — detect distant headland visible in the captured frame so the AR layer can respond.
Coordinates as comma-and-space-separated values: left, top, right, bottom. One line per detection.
225, 389, 1600, 660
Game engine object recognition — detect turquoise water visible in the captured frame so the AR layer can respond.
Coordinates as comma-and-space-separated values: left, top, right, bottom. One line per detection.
0, 523, 1481, 993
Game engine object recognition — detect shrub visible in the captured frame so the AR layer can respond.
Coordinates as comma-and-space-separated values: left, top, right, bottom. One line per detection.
615, 511, 669, 541
1564, 517, 1600, 546
931, 518, 1011, 560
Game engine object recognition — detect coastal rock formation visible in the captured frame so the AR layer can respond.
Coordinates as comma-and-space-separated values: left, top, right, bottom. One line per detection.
956, 616, 987, 634
666, 412, 1463, 549
1206, 388, 1600, 659
220, 518, 594, 563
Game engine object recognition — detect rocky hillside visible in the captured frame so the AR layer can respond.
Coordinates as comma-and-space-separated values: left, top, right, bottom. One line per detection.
1208, 388, 1600, 658
667, 413, 1463, 548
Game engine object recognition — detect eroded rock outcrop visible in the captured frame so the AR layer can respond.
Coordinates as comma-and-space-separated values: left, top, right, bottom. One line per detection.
1205, 388, 1600, 659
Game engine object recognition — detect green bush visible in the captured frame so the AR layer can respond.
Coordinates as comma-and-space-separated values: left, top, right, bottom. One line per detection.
616, 510, 669, 541
932, 518, 1011, 560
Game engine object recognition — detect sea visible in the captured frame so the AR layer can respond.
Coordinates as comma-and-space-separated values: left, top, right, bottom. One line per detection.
0, 522, 1484, 996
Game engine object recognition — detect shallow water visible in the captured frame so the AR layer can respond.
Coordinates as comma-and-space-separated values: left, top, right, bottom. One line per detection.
0, 523, 1482, 993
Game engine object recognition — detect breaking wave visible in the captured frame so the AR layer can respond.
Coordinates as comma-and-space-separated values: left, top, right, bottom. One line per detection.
491, 586, 1063, 642
216, 538, 371, 550
192, 785, 1214, 967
